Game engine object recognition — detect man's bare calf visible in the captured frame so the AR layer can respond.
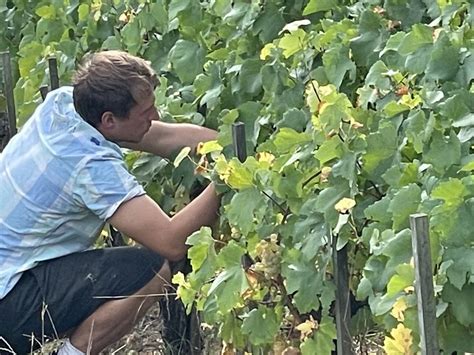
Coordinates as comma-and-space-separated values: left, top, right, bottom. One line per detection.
65, 261, 171, 354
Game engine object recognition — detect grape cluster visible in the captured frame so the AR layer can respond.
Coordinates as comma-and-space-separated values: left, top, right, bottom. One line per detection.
254, 234, 282, 279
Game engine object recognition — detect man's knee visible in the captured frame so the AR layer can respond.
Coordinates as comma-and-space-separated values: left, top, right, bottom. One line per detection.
157, 259, 171, 284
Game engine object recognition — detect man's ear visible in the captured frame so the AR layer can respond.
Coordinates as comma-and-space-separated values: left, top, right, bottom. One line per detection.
99, 111, 116, 131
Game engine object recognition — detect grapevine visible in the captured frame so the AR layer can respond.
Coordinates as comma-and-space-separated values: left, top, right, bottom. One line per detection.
1, 0, 473, 353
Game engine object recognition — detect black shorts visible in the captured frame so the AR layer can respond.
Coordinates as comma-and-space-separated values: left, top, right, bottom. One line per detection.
0, 247, 165, 354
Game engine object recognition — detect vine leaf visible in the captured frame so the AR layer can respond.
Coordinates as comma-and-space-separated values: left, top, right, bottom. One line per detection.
208, 241, 249, 313
169, 39, 205, 84
300, 317, 336, 355
383, 323, 414, 355
303, 0, 338, 15
241, 306, 280, 345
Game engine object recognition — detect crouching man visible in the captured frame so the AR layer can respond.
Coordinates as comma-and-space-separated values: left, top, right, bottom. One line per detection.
0, 51, 220, 354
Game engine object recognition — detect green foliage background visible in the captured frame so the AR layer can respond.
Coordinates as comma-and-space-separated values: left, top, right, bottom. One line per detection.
1, 0, 473, 353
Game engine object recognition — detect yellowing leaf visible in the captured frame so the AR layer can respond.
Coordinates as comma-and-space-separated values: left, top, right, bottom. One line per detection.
320, 166, 332, 182
460, 160, 474, 172
118, 12, 129, 22
256, 152, 275, 165
215, 155, 231, 181
226, 161, 253, 189
260, 43, 276, 60
215, 157, 253, 189
278, 29, 306, 58
197, 140, 223, 155
194, 155, 209, 175
173, 146, 191, 167
383, 324, 414, 355
172, 271, 186, 285
391, 297, 408, 322
296, 316, 318, 340
335, 197, 356, 213
350, 117, 364, 129
280, 19, 311, 34
400, 94, 422, 109
305, 80, 320, 113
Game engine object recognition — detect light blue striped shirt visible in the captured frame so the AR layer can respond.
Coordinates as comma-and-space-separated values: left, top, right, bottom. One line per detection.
0, 86, 145, 299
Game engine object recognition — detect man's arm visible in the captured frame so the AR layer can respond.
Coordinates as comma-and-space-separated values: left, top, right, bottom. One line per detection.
107, 183, 220, 261
121, 121, 217, 158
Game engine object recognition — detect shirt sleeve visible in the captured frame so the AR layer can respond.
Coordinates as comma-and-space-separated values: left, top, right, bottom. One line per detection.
73, 154, 146, 220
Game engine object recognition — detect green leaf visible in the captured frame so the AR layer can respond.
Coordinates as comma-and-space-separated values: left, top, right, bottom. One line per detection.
425, 32, 459, 81
442, 282, 474, 327
303, 0, 338, 15
443, 247, 474, 290
322, 44, 356, 89
121, 19, 142, 55
186, 227, 215, 270
314, 184, 350, 225
431, 200, 474, 247
276, 108, 308, 132
315, 137, 343, 165
387, 263, 415, 296
220, 313, 245, 348
168, 0, 191, 20
186, 227, 218, 283
364, 60, 391, 91
363, 123, 398, 174
388, 183, 421, 231
208, 241, 248, 313
300, 318, 337, 355
383, 101, 410, 117
239, 59, 262, 96
252, 3, 285, 42
241, 306, 280, 345
350, 11, 384, 67
365, 197, 392, 226
273, 128, 312, 153
101, 36, 122, 50
226, 187, 266, 235
431, 179, 467, 209
169, 39, 205, 84
453, 113, 474, 128
332, 151, 357, 186
424, 130, 461, 174
398, 24, 433, 56
405, 110, 426, 153
282, 252, 324, 313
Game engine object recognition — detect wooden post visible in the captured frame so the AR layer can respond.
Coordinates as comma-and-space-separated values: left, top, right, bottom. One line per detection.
409, 214, 439, 355
330, 224, 354, 354
1, 51, 17, 137
48, 57, 59, 90
231, 122, 254, 270
232, 122, 247, 163
0, 111, 8, 151
39, 85, 49, 101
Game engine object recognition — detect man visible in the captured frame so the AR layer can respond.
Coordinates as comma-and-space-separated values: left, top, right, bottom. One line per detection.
0, 51, 220, 354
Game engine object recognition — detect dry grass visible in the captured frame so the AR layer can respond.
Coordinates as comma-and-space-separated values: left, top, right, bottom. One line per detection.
6, 302, 387, 355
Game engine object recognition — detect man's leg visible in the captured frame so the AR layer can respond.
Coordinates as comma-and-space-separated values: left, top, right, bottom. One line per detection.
68, 260, 171, 354
0, 247, 169, 354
